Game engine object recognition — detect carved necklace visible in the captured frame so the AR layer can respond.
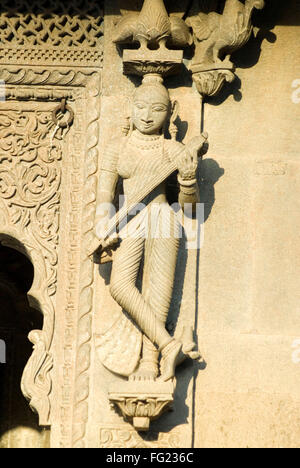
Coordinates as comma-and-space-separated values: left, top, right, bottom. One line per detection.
129, 131, 164, 151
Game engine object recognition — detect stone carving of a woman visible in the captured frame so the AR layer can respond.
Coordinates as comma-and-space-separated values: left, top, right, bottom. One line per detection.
92, 74, 208, 383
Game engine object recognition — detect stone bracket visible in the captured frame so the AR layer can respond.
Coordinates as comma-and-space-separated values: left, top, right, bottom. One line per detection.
109, 381, 174, 432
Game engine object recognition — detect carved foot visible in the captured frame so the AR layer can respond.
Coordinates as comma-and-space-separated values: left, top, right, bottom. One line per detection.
177, 325, 201, 362
129, 368, 158, 382
158, 340, 182, 382
158, 329, 201, 382
129, 358, 159, 381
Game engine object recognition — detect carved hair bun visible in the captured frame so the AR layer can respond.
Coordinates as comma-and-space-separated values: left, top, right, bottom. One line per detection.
134, 73, 170, 104
142, 73, 164, 85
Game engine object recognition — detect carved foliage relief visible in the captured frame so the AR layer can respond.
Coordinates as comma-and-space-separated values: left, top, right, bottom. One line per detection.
0, 0, 103, 47
0, 110, 63, 295
0, 105, 69, 425
0, 0, 104, 65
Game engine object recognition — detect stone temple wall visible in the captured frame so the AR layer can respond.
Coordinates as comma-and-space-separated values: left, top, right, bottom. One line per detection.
195, 1, 300, 448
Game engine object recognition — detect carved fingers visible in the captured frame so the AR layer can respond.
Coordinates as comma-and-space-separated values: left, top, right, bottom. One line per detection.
177, 133, 209, 181
186, 133, 209, 157
102, 232, 120, 250
87, 235, 103, 258
177, 148, 198, 181
87, 233, 120, 260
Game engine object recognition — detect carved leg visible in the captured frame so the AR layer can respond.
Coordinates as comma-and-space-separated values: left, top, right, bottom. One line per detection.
110, 235, 173, 352
131, 206, 180, 379
147, 206, 199, 381
147, 236, 179, 324
147, 213, 181, 380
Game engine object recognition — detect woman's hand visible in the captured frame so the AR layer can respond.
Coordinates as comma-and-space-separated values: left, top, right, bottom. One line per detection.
87, 232, 119, 259
177, 133, 208, 181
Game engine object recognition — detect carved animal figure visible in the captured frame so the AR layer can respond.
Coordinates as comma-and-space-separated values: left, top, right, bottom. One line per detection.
114, 0, 192, 49
187, 0, 265, 66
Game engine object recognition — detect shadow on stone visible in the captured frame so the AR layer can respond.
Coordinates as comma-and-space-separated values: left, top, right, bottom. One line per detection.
198, 158, 225, 222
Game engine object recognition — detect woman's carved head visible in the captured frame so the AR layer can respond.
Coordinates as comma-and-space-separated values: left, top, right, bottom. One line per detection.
132, 74, 171, 135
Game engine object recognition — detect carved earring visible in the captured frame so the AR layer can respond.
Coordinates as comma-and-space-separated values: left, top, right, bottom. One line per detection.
121, 115, 135, 137
169, 100, 179, 141
121, 115, 131, 136
121, 97, 133, 136
128, 117, 134, 136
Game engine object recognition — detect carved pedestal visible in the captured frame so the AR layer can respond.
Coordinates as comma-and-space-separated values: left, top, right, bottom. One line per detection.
191, 63, 236, 97
109, 381, 174, 432
123, 49, 183, 77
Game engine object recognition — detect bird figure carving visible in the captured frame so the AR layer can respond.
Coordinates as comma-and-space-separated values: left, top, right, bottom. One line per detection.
113, 0, 192, 50
187, 0, 265, 68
